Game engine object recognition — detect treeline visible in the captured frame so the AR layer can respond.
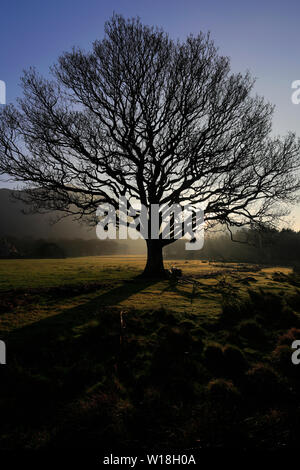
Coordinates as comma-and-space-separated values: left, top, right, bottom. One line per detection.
1, 227, 300, 266
164, 228, 300, 266
0, 237, 124, 258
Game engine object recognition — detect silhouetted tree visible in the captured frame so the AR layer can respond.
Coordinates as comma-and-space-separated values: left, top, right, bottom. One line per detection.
0, 14, 300, 277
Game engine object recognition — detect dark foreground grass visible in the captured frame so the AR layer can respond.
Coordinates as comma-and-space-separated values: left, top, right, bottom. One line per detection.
0, 258, 300, 449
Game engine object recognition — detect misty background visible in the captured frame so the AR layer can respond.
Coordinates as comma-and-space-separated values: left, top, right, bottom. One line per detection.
1, 188, 300, 267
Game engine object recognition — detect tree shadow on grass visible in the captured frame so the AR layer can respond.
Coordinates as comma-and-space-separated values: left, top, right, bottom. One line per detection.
4, 277, 157, 350
0, 278, 157, 442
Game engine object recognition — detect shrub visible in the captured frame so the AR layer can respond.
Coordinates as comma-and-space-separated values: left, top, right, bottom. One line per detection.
151, 327, 197, 384
243, 409, 288, 448
246, 363, 286, 404
142, 387, 162, 408
179, 319, 196, 330
190, 326, 206, 337
248, 288, 281, 314
238, 319, 265, 342
287, 291, 300, 312
220, 297, 253, 326
223, 344, 248, 377
159, 326, 194, 354
271, 345, 296, 377
204, 342, 224, 372
163, 375, 198, 401
224, 330, 241, 346
180, 324, 204, 354
277, 328, 300, 346
48, 391, 133, 449
169, 267, 182, 279
277, 306, 299, 328
248, 289, 299, 328
152, 307, 177, 325
271, 343, 300, 382
206, 378, 240, 403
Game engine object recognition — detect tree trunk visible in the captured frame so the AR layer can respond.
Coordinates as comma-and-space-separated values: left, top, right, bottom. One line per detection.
141, 239, 166, 278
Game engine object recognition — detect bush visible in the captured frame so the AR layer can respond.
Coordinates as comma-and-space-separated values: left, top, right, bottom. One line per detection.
224, 330, 241, 346
243, 409, 288, 448
204, 342, 248, 377
152, 307, 177, 325
287, 291, 300, 312
271, 342, 300, 382
207, 378, 240, 403
204, 342, 224, 373
276, 306, 299, 328
158, 326, 194, 354
271, 345, 296, 377
220, 297, 253, 326
238, 319, 265, 342
48, 391, 133, 449
179, 319, 196, 330
248, 289, 298, 328
277, 328, 300, 346
142, 387, 162, 407
168, 267, 182, 279
151, 327, 198, 386
246, 363, 286, 405
177, 323, 204, 354
223, 344, 248, 377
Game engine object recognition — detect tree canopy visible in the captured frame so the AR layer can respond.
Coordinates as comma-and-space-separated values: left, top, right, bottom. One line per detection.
0, 14, 300, 276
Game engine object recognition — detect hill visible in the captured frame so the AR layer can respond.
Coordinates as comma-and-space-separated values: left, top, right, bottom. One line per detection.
0, 188, 96, 240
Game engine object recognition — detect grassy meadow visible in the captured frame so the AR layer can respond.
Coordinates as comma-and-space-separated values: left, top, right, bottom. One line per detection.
1, 256, 300, 449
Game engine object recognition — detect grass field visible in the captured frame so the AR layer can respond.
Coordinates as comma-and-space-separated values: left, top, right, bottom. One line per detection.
0, 256, 294, 334
1, 256, 300, 449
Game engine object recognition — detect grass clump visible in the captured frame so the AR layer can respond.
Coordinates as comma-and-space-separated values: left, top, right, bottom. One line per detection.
248, 289, 299, 328
220, 297, 253, 326
206, 378, 240, 403
238, 319, 265, 342
223, 344, 248, 377
277, 328, 300, 346
204, 342, 224, 373
204, 342, 248, 378
245, 363, 286, 405
271, 345, 297, 379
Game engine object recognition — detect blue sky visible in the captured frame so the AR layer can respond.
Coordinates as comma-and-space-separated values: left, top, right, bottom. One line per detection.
1, 0, 300, 226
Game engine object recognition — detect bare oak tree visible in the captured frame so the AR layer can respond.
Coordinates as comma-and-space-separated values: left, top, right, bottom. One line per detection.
0, 14, 300, 277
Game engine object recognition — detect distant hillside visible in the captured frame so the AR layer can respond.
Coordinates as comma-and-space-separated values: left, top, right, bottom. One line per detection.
0, 188, 97, 240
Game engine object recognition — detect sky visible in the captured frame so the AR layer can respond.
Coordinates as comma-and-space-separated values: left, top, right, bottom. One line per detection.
0, 0, 300, 226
